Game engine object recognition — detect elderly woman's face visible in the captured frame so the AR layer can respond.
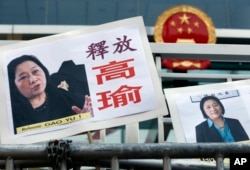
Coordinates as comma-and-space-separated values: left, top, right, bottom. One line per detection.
203, 99, 223, 120
14, 61, 47, 99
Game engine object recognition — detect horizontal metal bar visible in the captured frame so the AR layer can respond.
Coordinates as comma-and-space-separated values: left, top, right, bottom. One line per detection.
1, 142, 244, 170
0, 159, 228, 170
0, 160, 51, 168
0, 144, 47, 159
70, 143, 250, 160
163, 118, 172, 124
1, 25, 250, 39
151, 43, 250, 62
160, 72, 250, 80
1, 143, 249, 160
148, 27, 250, 39
2, 40, 250, 62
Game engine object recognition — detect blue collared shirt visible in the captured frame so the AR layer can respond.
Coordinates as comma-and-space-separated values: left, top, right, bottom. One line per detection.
207, 118, 235, 142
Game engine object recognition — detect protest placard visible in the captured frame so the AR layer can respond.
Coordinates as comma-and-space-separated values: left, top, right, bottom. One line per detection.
164, 79, 250, 143
164, 79, 250, 167
0, 16, 168, 144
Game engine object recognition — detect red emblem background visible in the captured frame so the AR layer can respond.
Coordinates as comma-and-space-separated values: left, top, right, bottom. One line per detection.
154, 5, 216, 70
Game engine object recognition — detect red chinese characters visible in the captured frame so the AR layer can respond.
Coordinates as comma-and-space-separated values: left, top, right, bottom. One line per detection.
92, 59, 135, 85
96, 85, 142, 110
86, 35, 143, 111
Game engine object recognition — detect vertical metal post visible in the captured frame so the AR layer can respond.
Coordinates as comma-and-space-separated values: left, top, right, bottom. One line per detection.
111, 156, 119, 170
163, 156, 171, 170
155, 55, 166, 143
5, 157, 14, 170
100, 130, 107, 170
73, 166, 81, 170
216, 155, 224, 170
87, 132, 102, 170
158, 116, 165, 143
125, 123, 139, 143
155, 56, 163, 85
226, 77, 232, 82
100, 129, 106, 143
60, 159, 67, 170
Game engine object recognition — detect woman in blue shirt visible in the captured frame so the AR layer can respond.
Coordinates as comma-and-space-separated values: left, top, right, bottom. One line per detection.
195, 95, 249, 142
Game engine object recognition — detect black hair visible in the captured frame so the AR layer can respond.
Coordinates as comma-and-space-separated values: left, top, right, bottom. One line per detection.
7, 55, 50, 99
199, 95, 225, 118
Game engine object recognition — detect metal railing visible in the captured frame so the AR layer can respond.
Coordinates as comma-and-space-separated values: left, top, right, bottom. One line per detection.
1, 37, 250, 170
1, 141, 250, 170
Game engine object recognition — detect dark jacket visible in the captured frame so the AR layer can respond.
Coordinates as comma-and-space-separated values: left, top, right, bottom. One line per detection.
12, 85, 84, 133
50, 60, 89, 97
195, 117, 249, 142
8, 57, 88, 134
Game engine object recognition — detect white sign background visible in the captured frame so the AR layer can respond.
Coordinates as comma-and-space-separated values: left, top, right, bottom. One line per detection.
164, 79, 250, 143
0, 16, 168, 144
